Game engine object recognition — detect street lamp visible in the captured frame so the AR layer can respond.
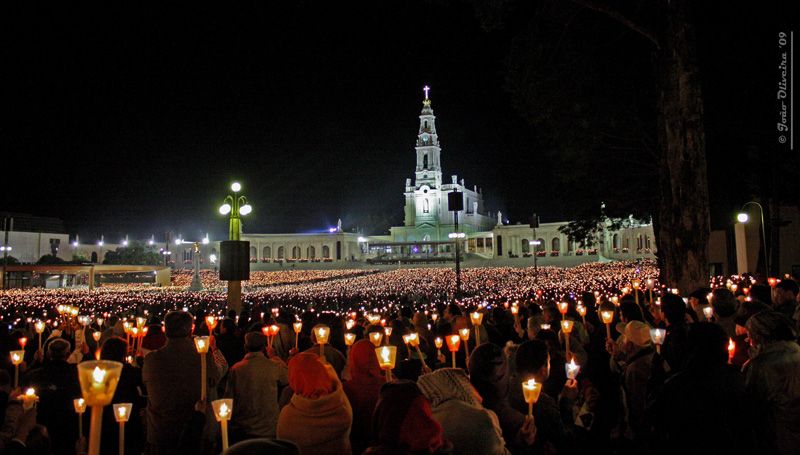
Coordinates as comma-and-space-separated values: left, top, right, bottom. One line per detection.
219, 182, 252, 241
736, 201, 769, 275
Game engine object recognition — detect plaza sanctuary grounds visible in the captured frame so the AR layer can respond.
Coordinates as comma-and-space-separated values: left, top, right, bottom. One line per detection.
0, 260, 736, 321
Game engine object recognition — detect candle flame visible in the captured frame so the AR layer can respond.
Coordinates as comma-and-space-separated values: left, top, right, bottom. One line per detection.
219, 402, 229, 418
728, 338, 735, 353
92, 366, 106, 384
25, 387, 35, 397
380, 346, 390, 363
118, 407, 127, 418
434, 337, 443, 349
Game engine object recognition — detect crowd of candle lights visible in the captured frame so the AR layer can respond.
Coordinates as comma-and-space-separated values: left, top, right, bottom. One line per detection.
2, 260, 787, 454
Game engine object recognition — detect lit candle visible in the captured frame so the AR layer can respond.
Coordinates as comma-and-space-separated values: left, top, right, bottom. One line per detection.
113, 403, 132, 455
314, 325, 330, 360
446, 335, 461, 368
431, 313, 439, 323
93, 331, 102, 342
77, 360, 123, 455
557, 301, 569, 319
521, 379, 542, 416
646, 278, 655, 304
10, 350, 24, 388
458, 327, 470, 359
601, 310, 614, 339
35, 320, 45, 353
434, 336, 443, 358
565, 358, 580, 380
212, 399, 233, 451
74, 398, 87, 439
205, 315, 217, 332
540, 323, 551, 330
19, 387, 38, 410
344, 332, 356, 347
649, 328, 666, 354
560, 320, 574, 357
345, 319, 356, 331
384, 326, 393, 344
194, 336, 210, 401
293, 321, 302, 350
469, 312, 483, 345
369, 331, 384, 347
728, 338, 736, 364
375, 346, 397, 382
632, 279, 641, 305
702, 306, 714, 321
576, 305, 586, 324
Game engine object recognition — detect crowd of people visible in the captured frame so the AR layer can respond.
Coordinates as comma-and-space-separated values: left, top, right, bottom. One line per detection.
0, 263, 798, 454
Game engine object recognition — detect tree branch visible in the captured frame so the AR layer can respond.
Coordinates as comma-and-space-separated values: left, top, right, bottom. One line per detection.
570, 0, 659, 48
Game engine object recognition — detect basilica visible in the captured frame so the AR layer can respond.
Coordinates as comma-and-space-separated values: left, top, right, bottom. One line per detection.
23, 87, 661, 270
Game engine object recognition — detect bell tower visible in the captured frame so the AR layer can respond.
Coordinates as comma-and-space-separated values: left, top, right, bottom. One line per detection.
414, 85, 442, 189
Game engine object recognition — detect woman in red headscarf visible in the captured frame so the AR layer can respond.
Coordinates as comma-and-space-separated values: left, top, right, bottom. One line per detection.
277, 352, 353, 454
344, 339, 386, 454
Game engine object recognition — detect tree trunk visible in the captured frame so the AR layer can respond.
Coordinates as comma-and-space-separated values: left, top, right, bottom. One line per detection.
654, 0, 710, 292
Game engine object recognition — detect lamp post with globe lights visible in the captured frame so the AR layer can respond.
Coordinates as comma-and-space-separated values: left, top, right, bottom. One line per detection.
736, 201, 770, 275
219, 182, 252, 312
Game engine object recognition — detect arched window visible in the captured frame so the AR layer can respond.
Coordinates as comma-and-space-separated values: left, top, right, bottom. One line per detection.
423, 153, 428, 169
567, 240, 574, 252
249, 246, 257, 260
263, 246, 271, 259
521, 239, 530, 253
277, 246, 285, 259
613, 234, 620, 249
424, 120, 428, 130
322, 245, 330, 259
536, 238, 545, 252
307, 245, 316, 259
423, 198, 430, 213
91, 251, 98, 263
645, 236, 651, 249
551, 237, 560, 252
637, 234, 643, 250
292, 246, 301, 259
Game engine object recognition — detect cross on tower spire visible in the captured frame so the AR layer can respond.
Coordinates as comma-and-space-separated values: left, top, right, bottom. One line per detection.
423, 85, 430, 100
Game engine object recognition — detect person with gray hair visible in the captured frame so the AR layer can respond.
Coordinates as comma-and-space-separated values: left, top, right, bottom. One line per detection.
225, 331, 288, 443
744, 310, 800, 455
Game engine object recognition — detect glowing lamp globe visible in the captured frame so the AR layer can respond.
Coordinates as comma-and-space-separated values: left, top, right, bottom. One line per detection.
239, 204, 252, 215
77, 360, 123, 406
736, 213, 749, 223
219, 204, 232, 215
231, 182, 241, 193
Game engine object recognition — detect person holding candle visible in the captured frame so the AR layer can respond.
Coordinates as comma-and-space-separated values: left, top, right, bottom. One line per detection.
21, 338, 80, 455
771, 279, 799, 321
277, 352, 353, 454
417, 368, 511, 455
224, 331, 288, 443
142, 311, 222, 454
98, 337, 144, 455
514, 340, 578, 454
343, 339, 386, 455
652, 322, 753, 455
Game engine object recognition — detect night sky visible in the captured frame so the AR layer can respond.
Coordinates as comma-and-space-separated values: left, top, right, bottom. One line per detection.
4, 1, 787, 242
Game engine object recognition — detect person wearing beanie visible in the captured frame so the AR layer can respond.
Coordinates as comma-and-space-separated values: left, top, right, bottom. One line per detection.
417, 368, 511, 455
364, 380, 451, 454
343, 339, 385, 455
744, 310, 800, 455
142, 310, 222, 454
225, 331, 288, 442
277, 352, 353, 454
